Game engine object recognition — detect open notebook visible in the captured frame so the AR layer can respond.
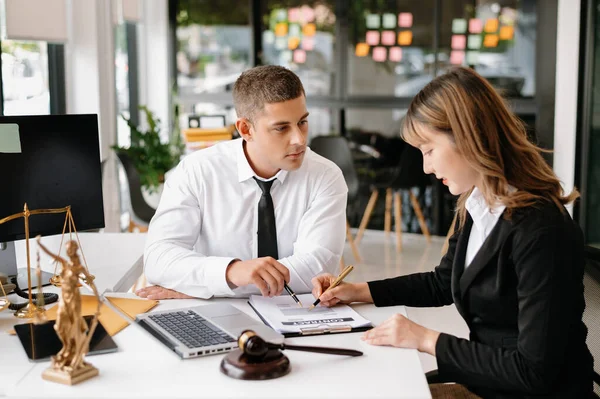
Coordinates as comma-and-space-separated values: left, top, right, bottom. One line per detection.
248, 294, 373, 337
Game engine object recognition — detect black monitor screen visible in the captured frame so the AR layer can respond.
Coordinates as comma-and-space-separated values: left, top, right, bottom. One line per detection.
0, 114, 104, 242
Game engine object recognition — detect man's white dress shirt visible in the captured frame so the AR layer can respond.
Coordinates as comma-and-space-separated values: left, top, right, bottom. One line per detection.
464, 187, 507, 268
144, 138, 348, 298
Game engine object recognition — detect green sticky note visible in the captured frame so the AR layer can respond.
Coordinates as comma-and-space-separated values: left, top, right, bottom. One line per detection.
0, 123, 21, 153
452, 18, 467, 34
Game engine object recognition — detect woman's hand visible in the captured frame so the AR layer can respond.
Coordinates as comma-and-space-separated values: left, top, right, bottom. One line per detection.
311, 274, 373, 307
361, 313, 440, 356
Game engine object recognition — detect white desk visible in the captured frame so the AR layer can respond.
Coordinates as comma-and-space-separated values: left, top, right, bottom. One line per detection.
1, 231, 469, 399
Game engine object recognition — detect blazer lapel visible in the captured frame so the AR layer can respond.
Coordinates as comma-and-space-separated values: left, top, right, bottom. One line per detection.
459, 212, 512, 300
451, 215, 471, 320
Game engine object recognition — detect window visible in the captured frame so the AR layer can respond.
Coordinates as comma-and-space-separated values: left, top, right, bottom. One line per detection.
1, 40, 50, 115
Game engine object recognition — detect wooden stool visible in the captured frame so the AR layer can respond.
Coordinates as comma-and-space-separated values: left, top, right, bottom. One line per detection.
441, 213, 458, 256
355, 188, 431, 253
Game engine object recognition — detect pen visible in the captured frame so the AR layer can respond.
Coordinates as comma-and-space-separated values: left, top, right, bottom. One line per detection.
309, 265, 354, 311
284, 282, 303, 307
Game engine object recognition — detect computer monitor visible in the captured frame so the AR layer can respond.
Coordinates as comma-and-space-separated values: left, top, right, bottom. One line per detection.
0, 114, 104, 283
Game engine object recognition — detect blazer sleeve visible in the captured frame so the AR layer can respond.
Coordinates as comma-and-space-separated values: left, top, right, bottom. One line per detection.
367, 220, 460, 307
435, 225, 581, 394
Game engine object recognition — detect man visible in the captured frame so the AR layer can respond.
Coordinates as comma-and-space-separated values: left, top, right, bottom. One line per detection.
137, 65, 347, 300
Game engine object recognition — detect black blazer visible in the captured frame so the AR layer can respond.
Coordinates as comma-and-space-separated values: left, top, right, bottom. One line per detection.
368, 201, 594, 398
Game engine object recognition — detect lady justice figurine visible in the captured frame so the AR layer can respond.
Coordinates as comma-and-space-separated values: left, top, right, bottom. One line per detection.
36, 236, 101, 385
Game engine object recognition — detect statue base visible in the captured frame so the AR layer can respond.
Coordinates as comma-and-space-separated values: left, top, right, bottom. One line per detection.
220, 349, 290, 380
42, 363, 99, 385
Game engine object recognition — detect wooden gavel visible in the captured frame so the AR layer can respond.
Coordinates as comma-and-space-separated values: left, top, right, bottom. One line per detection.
237, 330, 363, 358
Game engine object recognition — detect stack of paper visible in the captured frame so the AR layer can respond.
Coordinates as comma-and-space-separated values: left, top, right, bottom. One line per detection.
249, 294, 372, 336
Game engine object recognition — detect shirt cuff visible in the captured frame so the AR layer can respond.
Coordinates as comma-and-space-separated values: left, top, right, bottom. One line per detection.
201, 256, 237, 296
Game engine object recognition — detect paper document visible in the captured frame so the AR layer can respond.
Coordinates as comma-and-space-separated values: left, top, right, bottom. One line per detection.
249, 294, 372, 336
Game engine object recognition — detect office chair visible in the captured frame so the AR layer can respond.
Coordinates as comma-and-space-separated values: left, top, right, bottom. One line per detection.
116, 151, 156, 233
583, 245, 600, 398
355, 143, 432, 253
309, 135, 362, 263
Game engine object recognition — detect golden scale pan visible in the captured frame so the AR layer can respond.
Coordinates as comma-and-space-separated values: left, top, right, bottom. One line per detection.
0, 204, 94, 319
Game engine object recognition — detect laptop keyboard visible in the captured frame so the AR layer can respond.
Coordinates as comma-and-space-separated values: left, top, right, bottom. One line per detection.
149, 310, 237, 349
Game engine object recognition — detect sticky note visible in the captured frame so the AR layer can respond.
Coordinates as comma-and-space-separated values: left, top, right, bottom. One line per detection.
382, 13, 396, 29
381, 31, 396, 46
289, 23, 301, 37
301, 37, 314, 50
281, 50, 292, 63
293, 49, 306, 63
485, 18, 499, 33
452, 19, 467, 34
274, 9, 287, 21
483, 34, 499, 48
303, 23, 316, 36
467, 34, 482, 49
355, 43, 370, 57
372, 47, 387, 62
288, 7, 300, 23
302, 5, 315, 22
398, 12, 413, 28
275, 22, 288, 37
0, 123, 21, 153
366, 30, 380, 46
275, 37, 287, 50
451, 35, 466, 50
450, 50, 464, 65
398, 31, 413, 46
389, 46, 402, 62
466, 51, 479, 65
366, 14, 380, 29
500, 25, 514, 40
288, 37, 300, 50
263, 30, 275, 44
469, 18, 483, 33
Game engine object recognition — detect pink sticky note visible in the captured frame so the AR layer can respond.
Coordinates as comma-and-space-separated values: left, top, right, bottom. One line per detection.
301, 37, 315, 51
302, 5, 315, 22
293, 49, 307, 64
381, 31, 395, 46
469, 18, 483, 33
450, 50, 464, 65
372, 47, 387, 62
288, 8, 300, 23
389, 46, 402, 62
398, 12, 413, 28
366, 30, 380, 46
451, 35, 466, 50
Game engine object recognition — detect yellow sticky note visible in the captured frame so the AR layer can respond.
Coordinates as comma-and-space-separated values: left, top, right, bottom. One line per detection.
0, 123, 21, 153
275, 22, 288, 37
499, 25, 514, 40
483, 34, 499, 48
303, 23, 316, 37
355, 43, 369, 57
288, 37, 300, 50
484, 19, 499, 33
398, 31, 413, 46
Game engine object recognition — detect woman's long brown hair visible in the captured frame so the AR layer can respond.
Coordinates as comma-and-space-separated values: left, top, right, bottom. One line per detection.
401, 66, 578, 228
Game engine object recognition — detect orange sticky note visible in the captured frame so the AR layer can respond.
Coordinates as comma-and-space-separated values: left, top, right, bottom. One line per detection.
288, 37, 300, 50
275, 22, 288, 37
499, 25, 514, 40
355, 43, 369, 57
483, 34, 499, 48
398, 31, 413, 46
303, 23, 316, 36
484, 18, 499, 33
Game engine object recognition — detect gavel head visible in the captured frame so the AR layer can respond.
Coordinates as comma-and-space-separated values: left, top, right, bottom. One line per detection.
238, 330, 271, 358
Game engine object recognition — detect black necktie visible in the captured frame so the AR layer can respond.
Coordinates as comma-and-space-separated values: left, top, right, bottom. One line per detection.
254, 177, 278, 258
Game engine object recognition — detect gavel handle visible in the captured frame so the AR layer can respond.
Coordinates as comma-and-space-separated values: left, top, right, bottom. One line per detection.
282, 344, 363, 357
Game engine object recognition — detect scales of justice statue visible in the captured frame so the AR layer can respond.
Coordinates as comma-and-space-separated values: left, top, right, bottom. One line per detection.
0, 203, 100, 385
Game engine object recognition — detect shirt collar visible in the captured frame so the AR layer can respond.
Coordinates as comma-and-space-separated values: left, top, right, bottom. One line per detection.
465, 187, 507, 229
235, 138, 289, 184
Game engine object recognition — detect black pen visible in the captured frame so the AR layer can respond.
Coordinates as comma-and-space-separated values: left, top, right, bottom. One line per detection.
284, 282, 303, 307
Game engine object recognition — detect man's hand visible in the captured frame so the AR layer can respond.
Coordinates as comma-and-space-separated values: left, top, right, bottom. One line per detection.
311, 274, 373, 307
226, 257, 290, 297
135, 285, 195, 300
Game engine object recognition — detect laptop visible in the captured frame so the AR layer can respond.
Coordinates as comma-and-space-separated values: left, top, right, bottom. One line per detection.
133, 302, 284, 359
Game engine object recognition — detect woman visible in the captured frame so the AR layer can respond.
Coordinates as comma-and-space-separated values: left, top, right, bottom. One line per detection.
312, 67, 593, 398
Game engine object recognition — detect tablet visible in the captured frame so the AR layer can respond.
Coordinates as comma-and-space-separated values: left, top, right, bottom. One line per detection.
14, 315, 118, 362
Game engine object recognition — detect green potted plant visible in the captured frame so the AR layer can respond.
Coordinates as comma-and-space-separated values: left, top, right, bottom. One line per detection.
112, 105, 184, 196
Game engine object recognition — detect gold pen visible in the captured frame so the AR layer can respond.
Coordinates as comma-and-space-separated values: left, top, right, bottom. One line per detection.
308, 265, 354, 311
